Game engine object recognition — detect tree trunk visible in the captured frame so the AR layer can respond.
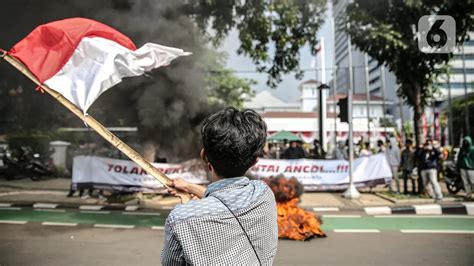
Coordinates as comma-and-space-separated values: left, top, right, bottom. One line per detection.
142, 140, 157, 163
412, 84, 425, 147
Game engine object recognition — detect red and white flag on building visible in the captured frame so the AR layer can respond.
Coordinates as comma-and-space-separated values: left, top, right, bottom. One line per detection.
7, 17, 190, 112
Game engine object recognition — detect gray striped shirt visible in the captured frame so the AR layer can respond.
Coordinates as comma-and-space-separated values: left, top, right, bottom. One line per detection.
161, 177, 278, 265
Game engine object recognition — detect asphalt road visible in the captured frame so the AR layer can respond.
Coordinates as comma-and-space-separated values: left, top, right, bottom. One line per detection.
0, 223, 473, 266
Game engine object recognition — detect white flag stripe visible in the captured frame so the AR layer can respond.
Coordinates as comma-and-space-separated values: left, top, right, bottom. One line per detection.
44, 36, 190, 112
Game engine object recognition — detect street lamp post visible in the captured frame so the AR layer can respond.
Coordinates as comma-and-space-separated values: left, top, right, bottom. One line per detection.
318, 84, 330, 157
342, 19, 360, 199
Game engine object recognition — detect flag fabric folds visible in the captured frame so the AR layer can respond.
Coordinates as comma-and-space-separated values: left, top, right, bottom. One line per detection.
8, 17, 190, 112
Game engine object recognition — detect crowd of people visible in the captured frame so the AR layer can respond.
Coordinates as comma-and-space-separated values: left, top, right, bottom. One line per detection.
266, 135, 474, 200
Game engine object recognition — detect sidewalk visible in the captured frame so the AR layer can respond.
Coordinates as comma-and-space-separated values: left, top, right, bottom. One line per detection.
0, 177, 468, 211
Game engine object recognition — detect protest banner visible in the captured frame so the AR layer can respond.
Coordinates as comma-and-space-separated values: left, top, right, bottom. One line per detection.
72, 154, 392, 192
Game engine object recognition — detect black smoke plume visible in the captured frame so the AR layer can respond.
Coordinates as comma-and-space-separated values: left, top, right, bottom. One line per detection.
0, 0, 218, 162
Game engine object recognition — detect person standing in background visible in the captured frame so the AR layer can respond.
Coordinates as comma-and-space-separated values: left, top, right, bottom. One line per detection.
416, 139, 443, 200
400, 139, 416, 194
385, 137, 401, 194
457, 136, 474, 200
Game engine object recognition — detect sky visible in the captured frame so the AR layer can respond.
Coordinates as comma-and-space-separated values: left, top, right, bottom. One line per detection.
219, 3, 334, 104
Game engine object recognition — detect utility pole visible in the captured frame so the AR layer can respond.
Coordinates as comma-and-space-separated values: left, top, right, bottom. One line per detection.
342, 18, 360, 199
447, 70, 454, 146
331, 15, 338, 153
364, 54, 371, 145
380, 65, 387, 136
461, 44, 470, 136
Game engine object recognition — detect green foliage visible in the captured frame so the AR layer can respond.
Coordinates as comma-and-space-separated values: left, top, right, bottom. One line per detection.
344, 0, 474, 145
188, 0, 327, 87
202, 51, 256, 108
452, 91, 474, 142
7, 131, 51, 157
345, 0, 473, 107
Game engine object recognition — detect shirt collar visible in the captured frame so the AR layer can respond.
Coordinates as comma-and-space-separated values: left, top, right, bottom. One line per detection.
204, 176, 249, 197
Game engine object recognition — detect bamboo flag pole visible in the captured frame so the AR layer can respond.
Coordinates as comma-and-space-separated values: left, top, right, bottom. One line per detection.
1, 51, 173, 188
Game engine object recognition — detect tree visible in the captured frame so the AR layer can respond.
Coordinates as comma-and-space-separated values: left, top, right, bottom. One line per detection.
0, 0, 327, 161
188, 0, 327, 87
345, 0, 474, 146
203, 51, 256, 108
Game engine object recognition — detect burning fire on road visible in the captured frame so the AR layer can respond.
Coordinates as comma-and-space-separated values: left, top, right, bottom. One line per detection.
263, 176, 326, 241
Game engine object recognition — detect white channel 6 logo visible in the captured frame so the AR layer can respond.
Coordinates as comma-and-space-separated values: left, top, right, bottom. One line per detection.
418, 15, 456, 54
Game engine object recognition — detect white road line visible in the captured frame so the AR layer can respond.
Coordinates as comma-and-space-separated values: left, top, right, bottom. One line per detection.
34, 209, 66, 213
93, 224, 135, 229
151, 226, 165, 230
374, 215, 474, 219
400, 229, 474, 234
79, 205, 103, 211
79, 210, 110, 214
0, 203, 12, 207
322, 215, 361, 218
312, 207, 340, 212
462, 202, 474, 215
413, 204, 442, 215
333, 229, 380, 233
33, 203, 58, 209
0, 220, 27, 224
0, 207, 22, 211
42, 222, 77, 227
122, 212, 161, 216
365, 206, 392, 215
125, 205, 139, 211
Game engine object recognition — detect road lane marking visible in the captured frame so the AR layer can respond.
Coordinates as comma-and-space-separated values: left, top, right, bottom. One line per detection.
79, 210, 111, 214
34, 209, 66, 213
42, 222, 77, 227
333, 229, 380, 233
413, 204, 442, 215
462, 202, 474, 215
93, 224, 135, 229
33, 203, 58, 209
151, 226, 165, 230
0, 207, 22, 211
0, 203, 12, 207
322, 215, 361, 218
125, 206, 139, 211
0, 220, 27, 224
400, 229, 474, 234
122, 211, 161, 216
312, 207, 340, 212
365, 206, 391, 215
79, 205, 103, 210
374, 215, 474, 219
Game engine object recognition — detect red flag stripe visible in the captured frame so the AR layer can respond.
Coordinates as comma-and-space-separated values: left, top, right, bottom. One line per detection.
8, 17, 137, 83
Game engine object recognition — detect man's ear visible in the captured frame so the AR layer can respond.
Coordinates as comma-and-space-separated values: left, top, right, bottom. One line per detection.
200, 148, 208, 163
200, 148, 212, 171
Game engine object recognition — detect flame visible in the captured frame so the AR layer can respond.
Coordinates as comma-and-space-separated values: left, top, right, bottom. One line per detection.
264, 176, 326, 241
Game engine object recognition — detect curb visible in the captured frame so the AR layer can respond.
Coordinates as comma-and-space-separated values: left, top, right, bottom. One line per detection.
0, 202, 174, 212
2, 201, 474, 215
313, 203, 474, 215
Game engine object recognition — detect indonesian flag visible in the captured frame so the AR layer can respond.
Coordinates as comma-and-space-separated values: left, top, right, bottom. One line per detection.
7, 17, 190, 112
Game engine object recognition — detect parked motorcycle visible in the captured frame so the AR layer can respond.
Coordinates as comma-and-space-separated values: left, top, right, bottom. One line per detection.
444, 162, 464, 194
1, 146, 54, 181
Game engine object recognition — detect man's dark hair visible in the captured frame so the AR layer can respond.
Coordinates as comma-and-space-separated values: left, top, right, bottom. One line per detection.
201, 107, 267, 178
